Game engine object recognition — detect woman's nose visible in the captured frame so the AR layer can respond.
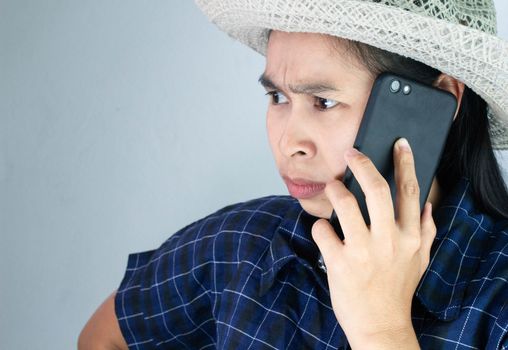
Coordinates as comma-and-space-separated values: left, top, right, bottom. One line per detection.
279, 110, 316, 159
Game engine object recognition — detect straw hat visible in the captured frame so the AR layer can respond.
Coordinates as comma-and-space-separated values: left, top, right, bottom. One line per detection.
194, 0, 508, 149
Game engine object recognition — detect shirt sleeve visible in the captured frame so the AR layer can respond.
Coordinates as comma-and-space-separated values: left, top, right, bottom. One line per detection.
114, 224, 218, 349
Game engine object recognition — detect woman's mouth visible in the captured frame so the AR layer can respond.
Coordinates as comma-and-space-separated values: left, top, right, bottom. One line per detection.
282, 176, 326, 199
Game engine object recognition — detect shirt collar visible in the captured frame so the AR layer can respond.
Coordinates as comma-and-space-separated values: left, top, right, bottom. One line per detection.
259, 197, 325, 296
415, 177, 496, 321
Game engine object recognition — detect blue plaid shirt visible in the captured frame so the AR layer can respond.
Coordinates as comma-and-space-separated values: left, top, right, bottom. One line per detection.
115, 177, 508, 349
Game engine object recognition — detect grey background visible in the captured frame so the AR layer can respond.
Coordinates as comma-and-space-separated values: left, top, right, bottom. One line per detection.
1, 1, 507, 349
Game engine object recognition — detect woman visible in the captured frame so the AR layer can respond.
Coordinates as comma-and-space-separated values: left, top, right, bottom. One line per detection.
79, 0, 508, 348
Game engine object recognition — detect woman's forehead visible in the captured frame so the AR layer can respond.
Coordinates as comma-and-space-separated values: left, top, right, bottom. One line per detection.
267, 30, 345, 58
264, 31, 371, 88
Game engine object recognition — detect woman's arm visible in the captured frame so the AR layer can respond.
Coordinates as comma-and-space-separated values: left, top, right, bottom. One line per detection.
78, 290, 128, 350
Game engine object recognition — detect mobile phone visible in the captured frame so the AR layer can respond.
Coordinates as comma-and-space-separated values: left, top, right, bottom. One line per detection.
329, 72, 457, 241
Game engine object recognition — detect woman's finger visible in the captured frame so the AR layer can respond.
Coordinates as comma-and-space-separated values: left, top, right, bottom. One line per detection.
344, 148, 395, 232
419, 202, 437, 271
393, 138, 421, 233
324, 180, 368, 245
312, 218, 345, 265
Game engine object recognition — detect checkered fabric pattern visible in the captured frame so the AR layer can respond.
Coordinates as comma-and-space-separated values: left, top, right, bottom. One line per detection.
115, 177, 508, 349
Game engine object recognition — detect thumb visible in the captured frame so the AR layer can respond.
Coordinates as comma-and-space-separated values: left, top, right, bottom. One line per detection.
312, 218, 344, 265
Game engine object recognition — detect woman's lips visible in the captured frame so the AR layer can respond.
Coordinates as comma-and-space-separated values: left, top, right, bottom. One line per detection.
283, 176, 326, 199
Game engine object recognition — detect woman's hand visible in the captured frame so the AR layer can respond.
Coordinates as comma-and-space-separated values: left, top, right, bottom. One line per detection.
311, 138, 436, 348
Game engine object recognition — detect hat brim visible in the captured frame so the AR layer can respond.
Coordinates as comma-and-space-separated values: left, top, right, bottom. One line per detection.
196, 0, 508, 149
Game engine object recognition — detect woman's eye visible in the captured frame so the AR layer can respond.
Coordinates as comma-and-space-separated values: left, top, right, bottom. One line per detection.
265, 91, 340, 111
315, 97, 340, 110
265, 91, 288, 105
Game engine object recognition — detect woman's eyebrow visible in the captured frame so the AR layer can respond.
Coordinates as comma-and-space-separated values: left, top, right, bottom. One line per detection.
258, 73, 340, 94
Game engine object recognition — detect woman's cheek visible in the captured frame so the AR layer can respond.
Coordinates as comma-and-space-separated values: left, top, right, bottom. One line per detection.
318, 121, 358, 177
266, 113, 281, 154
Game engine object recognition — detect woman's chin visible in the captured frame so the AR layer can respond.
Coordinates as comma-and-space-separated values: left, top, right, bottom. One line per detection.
297, 196, 333, 219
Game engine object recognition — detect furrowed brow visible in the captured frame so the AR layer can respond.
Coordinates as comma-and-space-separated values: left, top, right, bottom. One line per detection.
258, 72, 340, 94
258, 73, 278, 90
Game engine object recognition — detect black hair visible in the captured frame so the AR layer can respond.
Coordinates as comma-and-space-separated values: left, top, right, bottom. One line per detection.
339, 39, 508, 219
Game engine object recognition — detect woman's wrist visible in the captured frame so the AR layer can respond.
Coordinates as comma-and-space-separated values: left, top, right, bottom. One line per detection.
347, 323, 420, 349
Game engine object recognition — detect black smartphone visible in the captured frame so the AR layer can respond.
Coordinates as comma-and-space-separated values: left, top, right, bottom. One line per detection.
329, 72, 457, 241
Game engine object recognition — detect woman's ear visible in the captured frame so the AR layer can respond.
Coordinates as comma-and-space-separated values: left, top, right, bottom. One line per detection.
433, 73, 465, 121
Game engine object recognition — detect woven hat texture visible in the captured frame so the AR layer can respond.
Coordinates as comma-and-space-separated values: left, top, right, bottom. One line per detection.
195, 0, 508, 149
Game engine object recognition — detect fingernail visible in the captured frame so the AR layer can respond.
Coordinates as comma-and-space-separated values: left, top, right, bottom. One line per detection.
397, 138, 411, 152
345, 147, 360, 158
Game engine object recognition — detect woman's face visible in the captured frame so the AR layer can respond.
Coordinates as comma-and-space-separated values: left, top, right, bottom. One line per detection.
263, 30, 375, 218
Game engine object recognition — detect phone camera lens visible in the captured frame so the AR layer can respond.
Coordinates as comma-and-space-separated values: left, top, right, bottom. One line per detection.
390, 80, 401, 93
403, 85, 411, 95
